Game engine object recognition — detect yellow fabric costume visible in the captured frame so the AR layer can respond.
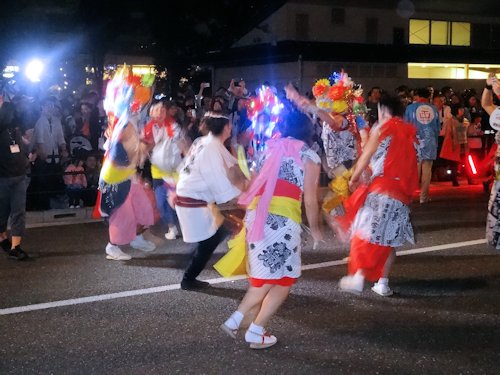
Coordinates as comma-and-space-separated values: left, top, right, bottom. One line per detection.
213, 196, 301, 277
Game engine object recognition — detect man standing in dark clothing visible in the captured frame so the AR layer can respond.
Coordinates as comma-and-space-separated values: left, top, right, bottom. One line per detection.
0, 98, 30, 260
366, 87, 382, 126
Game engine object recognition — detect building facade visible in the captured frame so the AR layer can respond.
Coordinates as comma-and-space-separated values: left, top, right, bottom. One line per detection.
205, 0, 500, 95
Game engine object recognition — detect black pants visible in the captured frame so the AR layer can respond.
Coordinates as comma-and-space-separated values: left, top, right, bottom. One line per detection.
66, 187, 83, 206
183, 226, 230, 281
449, 160, 460, 185
29, 160, 64, 210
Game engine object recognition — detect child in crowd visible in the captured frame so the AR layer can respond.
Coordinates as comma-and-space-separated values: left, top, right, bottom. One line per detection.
82, 153, 100, 206
64, 153, 87, 208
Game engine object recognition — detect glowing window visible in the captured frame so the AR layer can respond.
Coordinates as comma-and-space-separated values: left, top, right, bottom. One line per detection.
430, 21, 448, 45
409, 19, 470, 47
451, 22, 471, 46
409, 19, 429, 44
131, 65, 156, 75
408, 63, 500, 79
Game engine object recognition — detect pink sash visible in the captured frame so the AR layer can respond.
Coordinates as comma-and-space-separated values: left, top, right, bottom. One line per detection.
239, 138, 305, 242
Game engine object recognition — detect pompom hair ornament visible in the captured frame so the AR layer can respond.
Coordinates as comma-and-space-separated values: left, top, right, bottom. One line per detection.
312, 79, 330, 97
312, 70, 368, 131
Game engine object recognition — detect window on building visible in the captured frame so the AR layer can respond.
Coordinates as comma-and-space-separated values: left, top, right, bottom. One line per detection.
408, 63, 500, 79
430, 21, 447, 45
409, 19, 471, 46
409, 19, 429, 44
451, 22, 470, 46
296, 13, 309, 40
331, 7, 345, 25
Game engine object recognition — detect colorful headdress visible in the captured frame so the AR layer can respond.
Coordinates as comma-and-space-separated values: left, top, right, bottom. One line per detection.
312, 71, 368, 129
103, 65, 155, 147
246, 85, 284, 138
100, 65, 155, 185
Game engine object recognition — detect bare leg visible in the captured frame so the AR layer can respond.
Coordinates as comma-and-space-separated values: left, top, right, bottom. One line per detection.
253, 285, 291, 327
381, 249, 396, 278
237, 284, 272, 315
11, 236, 21, 249
420, 160, 433, 202
136, 225, 147, 235
372, 249, 396, 296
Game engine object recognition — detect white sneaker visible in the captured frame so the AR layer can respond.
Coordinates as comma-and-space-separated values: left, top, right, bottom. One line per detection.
69, 205, 75, 209
339, 274, 364, 295
130, 234, 156, 252
164, 226, 179, 240
105, 243, 132, 261
372, 282, 393, 297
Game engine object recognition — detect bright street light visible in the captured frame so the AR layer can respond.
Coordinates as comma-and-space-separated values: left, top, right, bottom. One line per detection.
25, 59, 44, 82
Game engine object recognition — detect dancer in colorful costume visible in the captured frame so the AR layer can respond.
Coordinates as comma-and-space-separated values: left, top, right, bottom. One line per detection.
482, 73, 500, 249
143, 100, 188, 240
284, 72, 368, 230
336, 93, 420, 296
97, 66, 157, 261
219, 111, 323, 349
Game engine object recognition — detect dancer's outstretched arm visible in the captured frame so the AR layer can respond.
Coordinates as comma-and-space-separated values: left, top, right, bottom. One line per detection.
284, 83, 344, 131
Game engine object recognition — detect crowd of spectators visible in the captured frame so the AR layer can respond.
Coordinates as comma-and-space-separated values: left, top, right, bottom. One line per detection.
14, 91, 106, 210
3, 76, 499, 212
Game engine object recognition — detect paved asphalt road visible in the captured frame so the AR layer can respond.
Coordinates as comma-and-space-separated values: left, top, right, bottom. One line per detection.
1, 182, 499, 374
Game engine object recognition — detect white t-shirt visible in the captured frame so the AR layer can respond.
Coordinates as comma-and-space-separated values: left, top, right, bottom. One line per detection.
175, 133, 241, 242
33, 114, 66, 162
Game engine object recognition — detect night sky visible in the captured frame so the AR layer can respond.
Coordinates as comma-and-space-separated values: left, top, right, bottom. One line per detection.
0, 0, 284, 66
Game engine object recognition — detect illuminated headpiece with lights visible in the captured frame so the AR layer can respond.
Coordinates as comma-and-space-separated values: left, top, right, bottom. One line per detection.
246, 85, 284, 139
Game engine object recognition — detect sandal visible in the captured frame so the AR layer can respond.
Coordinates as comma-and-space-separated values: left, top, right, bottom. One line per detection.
339, 275, 364, 295
220, 323, 238, 339
246, 330, 278, 349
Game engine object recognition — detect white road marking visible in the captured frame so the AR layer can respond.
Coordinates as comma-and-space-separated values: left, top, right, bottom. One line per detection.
0, 238, 487, 315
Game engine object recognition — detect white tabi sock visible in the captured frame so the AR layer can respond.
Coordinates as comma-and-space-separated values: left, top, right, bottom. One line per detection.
377, 277, 389, 286
245, 322, 265, 342
224, 311, 244, 330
